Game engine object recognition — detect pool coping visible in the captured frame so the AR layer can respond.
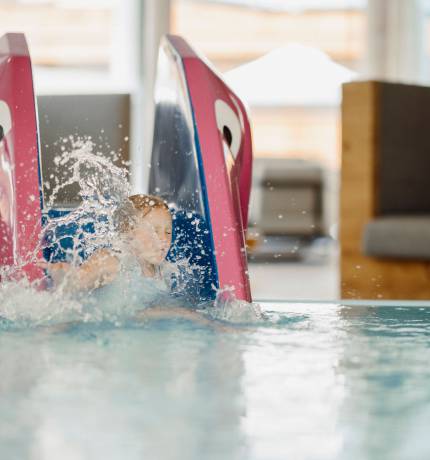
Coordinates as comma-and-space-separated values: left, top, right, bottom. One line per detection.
256, 299, 430, 308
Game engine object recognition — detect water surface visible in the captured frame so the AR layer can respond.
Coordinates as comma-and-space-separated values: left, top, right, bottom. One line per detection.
1, 302, 430, 460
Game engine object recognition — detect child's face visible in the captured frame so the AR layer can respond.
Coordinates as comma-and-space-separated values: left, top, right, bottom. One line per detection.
127, 207, 172, 265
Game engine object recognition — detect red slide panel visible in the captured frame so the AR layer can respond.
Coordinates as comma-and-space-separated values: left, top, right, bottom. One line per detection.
0, 33, 43, 281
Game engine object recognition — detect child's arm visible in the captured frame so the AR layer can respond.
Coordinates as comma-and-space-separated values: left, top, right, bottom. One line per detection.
73, 249, 120, 290
44, 249, 120, 292
134, 306, 212, 325
134, 306, 237, 332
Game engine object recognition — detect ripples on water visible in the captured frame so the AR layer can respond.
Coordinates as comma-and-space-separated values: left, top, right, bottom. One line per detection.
1, 303, 430, 460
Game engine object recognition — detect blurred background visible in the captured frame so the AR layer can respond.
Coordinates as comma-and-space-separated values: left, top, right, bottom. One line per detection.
3, 0, 430, 300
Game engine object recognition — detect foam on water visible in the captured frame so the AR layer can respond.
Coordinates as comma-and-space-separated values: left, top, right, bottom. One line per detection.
0, 279, 83, 328
0, 279, 265, 330
206, 287, 266, 324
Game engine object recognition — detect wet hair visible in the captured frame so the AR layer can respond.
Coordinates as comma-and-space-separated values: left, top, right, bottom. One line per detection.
116, 194, 170, 234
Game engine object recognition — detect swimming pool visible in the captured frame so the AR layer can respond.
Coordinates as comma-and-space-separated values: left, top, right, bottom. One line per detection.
1, 301, 430, 460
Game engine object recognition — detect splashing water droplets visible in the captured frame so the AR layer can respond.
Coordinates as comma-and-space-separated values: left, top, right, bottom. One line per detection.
205, 287, 265, 324
42, 137, 131, 264
0, 137, 264, 329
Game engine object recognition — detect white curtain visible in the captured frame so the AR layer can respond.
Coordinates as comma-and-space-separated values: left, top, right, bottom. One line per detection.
366, 0, 426, 83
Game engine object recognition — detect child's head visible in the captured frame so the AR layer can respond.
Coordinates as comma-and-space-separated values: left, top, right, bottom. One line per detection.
117, 194, 172, 265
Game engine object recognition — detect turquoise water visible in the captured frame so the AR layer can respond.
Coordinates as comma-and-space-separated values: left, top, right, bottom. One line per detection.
1, 302, 430, 460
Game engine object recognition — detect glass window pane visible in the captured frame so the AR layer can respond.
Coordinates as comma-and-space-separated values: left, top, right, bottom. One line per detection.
0, 0, 136, 93
171, 0, 367, 167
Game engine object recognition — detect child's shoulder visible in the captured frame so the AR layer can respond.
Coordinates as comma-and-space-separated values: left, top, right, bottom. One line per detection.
86, 248, 120, 269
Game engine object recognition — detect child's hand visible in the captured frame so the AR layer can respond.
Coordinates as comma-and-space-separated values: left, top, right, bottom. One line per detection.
37, 261, 71, 286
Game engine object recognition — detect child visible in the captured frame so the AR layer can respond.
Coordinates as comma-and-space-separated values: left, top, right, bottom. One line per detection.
45, 194, 173, 294
43, 194, 221, 327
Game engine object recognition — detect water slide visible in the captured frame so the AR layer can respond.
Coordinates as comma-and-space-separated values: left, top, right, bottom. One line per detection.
0, 33, 43, 281
0, 33, 253, 302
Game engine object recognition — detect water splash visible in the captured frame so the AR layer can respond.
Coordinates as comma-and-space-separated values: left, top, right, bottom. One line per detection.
42, 136, 131, 263
0, 279, 83, 329
204, 286, 266, 324
0, 136, 265, 329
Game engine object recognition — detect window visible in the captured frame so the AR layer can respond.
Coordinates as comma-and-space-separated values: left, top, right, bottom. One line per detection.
1, 0, 138, 94
172, 0, 367, 72
171, 0, 367, 168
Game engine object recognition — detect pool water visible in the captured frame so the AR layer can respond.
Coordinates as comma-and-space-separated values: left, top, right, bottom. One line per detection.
1, 302, 430, 460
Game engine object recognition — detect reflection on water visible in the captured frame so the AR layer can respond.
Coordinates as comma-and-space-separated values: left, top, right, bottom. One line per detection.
1, 303, 430, 459
337, 305, 430, 460
0, 322, 248, 460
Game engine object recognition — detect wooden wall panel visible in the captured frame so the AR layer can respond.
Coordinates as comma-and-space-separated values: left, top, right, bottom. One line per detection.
340, 81, 430, 300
